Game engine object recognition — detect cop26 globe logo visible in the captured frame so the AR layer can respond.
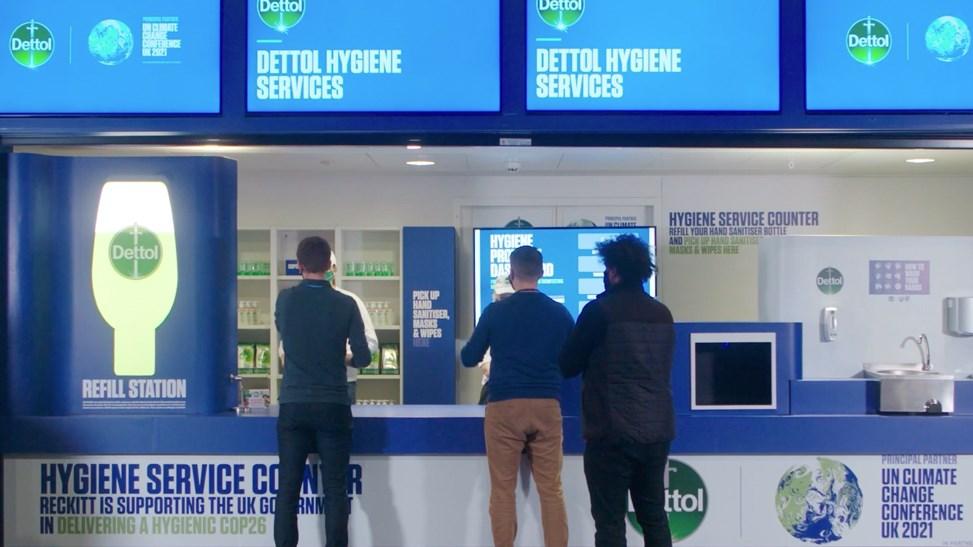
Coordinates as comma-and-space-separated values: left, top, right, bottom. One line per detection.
537, 0, 584, 32
88, 20, 134, 66
776, 458, 863, 544
258, 0, 306, 33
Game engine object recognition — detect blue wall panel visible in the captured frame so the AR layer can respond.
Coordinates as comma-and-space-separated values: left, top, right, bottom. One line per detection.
402, 227, 456, 404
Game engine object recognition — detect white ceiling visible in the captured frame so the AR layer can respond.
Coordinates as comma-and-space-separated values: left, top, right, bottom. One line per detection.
18, 145, 973, 177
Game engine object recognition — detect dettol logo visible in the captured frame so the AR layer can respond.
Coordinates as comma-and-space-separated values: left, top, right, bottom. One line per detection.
258, 0, 305, 33
629, 459, 707, 542
537, 0, 584, 32
110, 224, 162, 280
847, 17, 891, 65
10, 20, 54, 68
817, 267, 844, 295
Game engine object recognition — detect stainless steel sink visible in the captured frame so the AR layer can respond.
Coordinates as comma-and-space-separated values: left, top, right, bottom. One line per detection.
871, 369, 946, 378
862, 362, 949, 379
862, 363, 955, 413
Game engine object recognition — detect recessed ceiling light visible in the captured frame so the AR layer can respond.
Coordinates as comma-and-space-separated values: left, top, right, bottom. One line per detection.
406, 144, 422, 151
906, 158, 936, 164
406, 160, 435, 167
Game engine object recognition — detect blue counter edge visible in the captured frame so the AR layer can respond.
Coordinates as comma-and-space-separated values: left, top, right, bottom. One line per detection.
4, 414, 973, 455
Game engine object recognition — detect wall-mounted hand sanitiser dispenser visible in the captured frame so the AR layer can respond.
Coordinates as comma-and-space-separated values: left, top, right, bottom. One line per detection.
945, 297, 973, 336
820, 307, 838, 342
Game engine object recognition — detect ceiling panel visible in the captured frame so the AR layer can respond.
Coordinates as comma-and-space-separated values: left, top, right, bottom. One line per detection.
17, 145, 973, 178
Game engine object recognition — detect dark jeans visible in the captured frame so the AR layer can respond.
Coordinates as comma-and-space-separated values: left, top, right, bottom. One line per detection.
584, 440, 671, 547
275, 402, 353, 547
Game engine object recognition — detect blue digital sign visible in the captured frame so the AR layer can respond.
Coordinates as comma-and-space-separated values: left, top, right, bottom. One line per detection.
474, 227, 657, 322
0, 0, 220, 114
526, 0, 779, 111
248, 0, 499, 112
808, 0, 973, 110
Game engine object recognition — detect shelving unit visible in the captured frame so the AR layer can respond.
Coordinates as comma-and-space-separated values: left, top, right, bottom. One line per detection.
236, 227, 404, 405
236, 230, 273, 410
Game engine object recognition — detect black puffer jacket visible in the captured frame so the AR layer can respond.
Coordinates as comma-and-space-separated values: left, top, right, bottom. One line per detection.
560, 284, 675, 443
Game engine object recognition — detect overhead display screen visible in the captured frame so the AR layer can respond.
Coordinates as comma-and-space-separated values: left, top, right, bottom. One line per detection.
474, 227, 657, 323
248, 0, 500, 112
0, 0, 220, 114
808, 0, 973, 110
526, 0, 780, 111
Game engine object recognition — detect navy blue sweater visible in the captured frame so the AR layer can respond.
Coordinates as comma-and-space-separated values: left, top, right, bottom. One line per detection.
461, 290, 575, 402
276, 280, 370, 405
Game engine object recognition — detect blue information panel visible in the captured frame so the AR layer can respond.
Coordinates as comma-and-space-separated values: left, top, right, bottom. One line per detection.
402, 227, 456, 405
0, 0, 220, 114
808, 0, 973, 110
248, 0, 499, 112
526, 0, 779, 111
474, 227, 657, 322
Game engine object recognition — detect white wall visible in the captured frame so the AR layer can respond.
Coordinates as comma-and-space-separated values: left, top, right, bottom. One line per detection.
239, 170, 973, 397
660, 175, 973, 320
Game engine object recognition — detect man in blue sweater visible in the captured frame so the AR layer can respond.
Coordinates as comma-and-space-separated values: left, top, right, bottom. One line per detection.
462, 245, 575, 547
274, 237, 370, 547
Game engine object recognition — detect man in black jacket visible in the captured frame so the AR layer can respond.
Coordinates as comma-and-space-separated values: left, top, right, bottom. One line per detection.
560, 234, 675, 547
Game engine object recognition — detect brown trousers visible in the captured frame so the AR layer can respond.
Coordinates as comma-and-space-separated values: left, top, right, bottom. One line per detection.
484, 398, 569, 547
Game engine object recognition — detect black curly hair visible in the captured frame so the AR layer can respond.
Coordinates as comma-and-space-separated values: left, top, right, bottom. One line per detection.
597, 234, 654, 285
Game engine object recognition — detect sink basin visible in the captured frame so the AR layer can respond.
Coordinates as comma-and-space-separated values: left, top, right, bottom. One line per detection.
863, 362, 952, 379
864, 363, 955, 413
871, 369, 944, 377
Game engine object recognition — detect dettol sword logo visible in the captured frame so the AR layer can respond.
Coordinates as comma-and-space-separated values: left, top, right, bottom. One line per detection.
847, 16, 891, 65
629, 459, 707, 542
258, 0, 305, 33
92, 182, 178, 377
817, 267, 844, 295
537, 0, 584, 32
10, 19, 54, 68
110, 224, 162, 280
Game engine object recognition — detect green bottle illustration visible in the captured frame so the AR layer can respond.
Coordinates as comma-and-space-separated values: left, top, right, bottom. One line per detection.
92, 182, 178, 376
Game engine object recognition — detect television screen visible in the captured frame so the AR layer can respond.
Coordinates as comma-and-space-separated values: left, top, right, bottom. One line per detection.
473, 226, 657, 322
247, 0, 500, 112
526, 0, 779, 111
691, 333, 777, 410
0, 0, 220, 114
807, 0, 973, 110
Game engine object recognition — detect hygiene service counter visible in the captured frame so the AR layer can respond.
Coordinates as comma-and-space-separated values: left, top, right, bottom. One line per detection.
4, 154, 973, 546
4, 324, 973, 546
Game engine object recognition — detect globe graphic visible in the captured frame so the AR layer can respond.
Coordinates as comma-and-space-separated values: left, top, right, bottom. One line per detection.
926, 16, 971, 62
88, 19, 134, 66
776, 458, 863, 544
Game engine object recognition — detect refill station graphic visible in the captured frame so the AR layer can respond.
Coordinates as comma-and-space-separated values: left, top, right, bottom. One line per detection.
473, 227, 657, 321
92, 182, 178, 377
808, 0, 973, 110
247, 0, 500, 112
0, 0, 220, 113
6, 155, 237, 415
526, 0, 779, 111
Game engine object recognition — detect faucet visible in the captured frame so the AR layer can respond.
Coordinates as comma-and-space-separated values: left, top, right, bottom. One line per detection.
901, 334, 931, 371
